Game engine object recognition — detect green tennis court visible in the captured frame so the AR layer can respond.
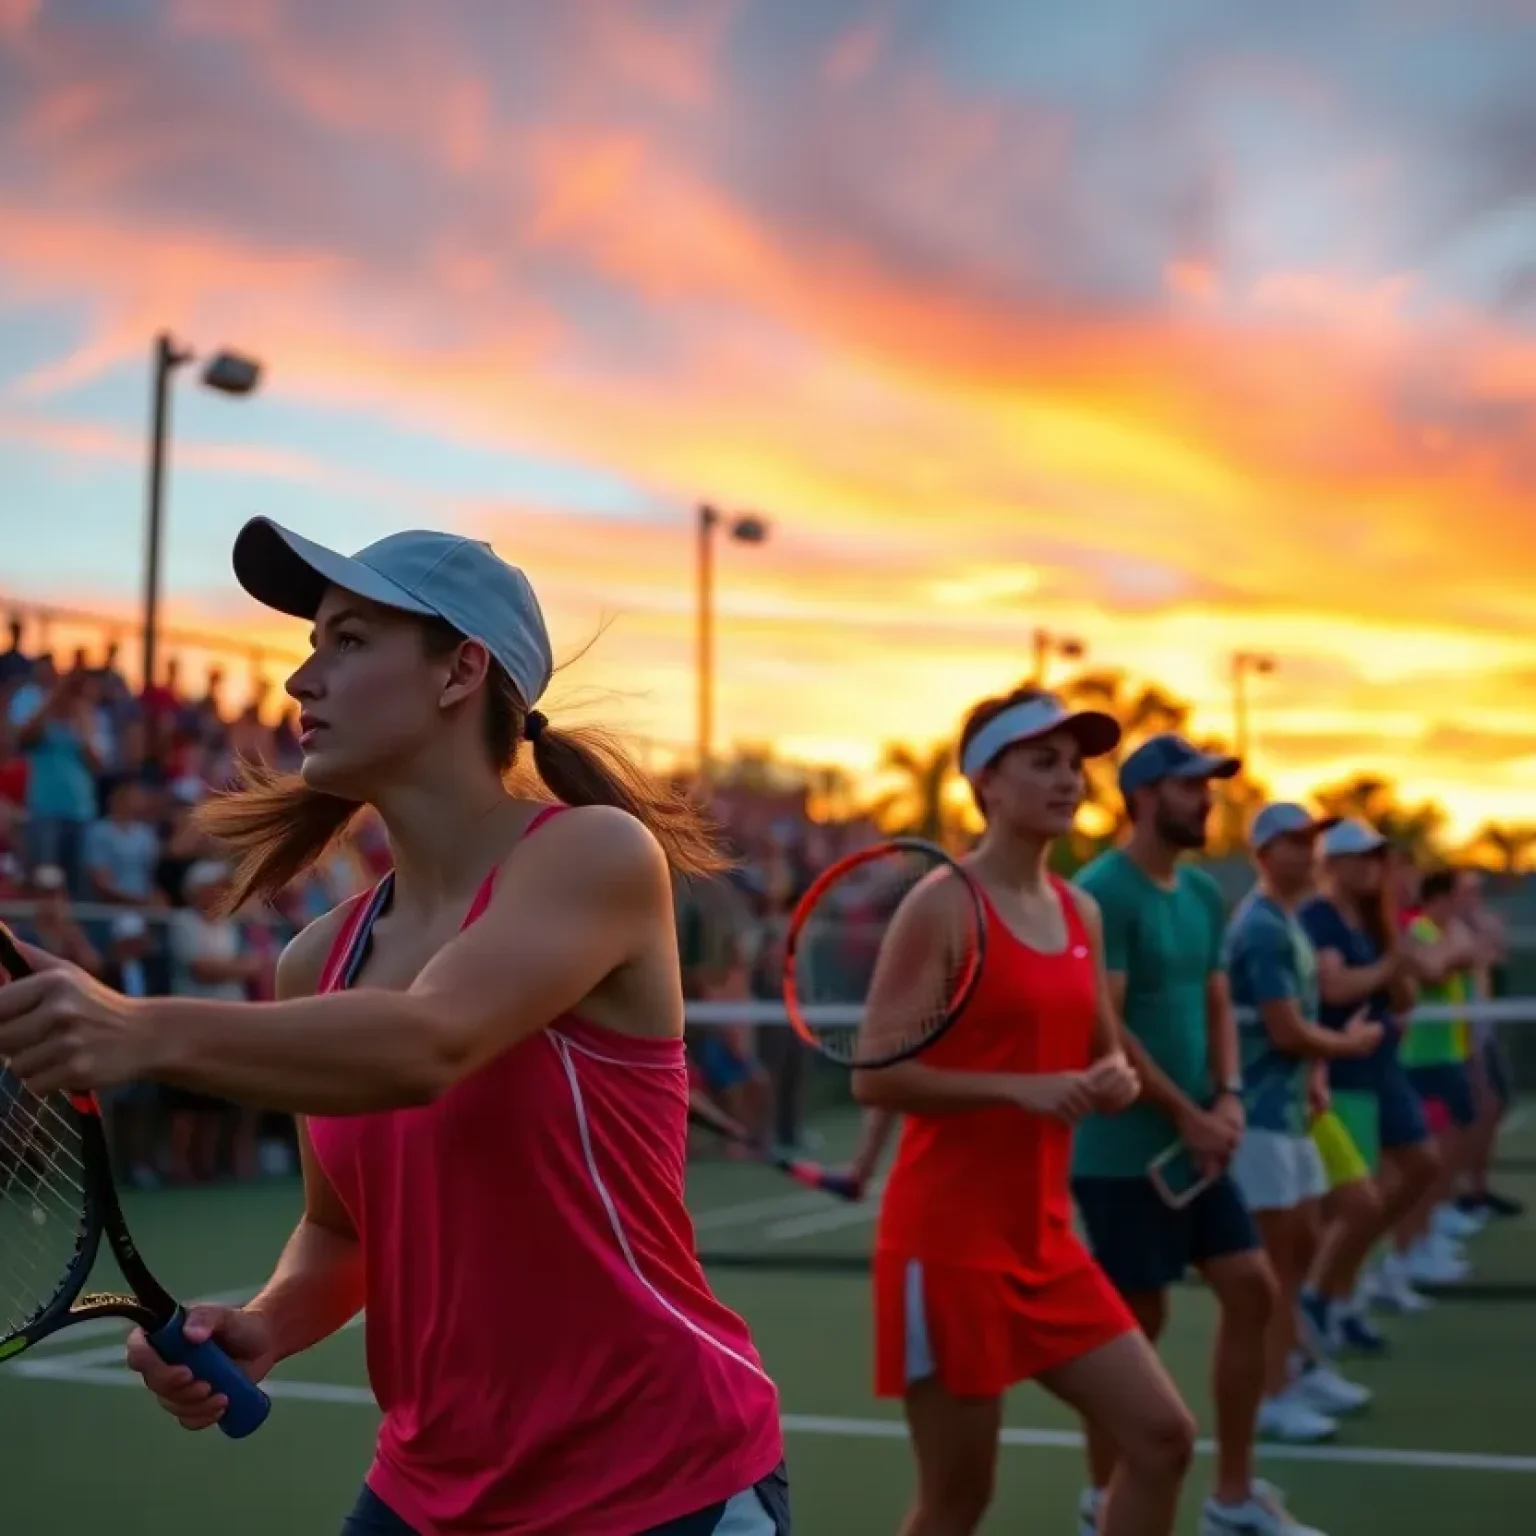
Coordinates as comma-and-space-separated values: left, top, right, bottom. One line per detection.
4, 1110, 1534, 1535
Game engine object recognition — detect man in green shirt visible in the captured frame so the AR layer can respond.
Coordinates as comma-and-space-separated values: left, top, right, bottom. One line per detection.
1071, 736, 1291, 1536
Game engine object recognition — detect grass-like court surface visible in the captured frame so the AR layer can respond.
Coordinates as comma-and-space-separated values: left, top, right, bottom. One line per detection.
4, 1108, 1533, 1534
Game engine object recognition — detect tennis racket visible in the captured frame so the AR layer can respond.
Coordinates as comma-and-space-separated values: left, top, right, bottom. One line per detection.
0, 925, 271, 1438
783, 837, 987, 1069
687, 1092, 863, 1200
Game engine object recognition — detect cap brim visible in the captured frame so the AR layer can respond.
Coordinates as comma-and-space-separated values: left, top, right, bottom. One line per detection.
1170, 752, 1242, 782
1059, 710, 1123, 760
232, 517, 436, 622
1326, 834, 1389, 858
1255, 814, 1341, 850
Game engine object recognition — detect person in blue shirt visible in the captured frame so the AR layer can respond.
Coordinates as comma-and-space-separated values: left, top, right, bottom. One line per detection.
1299, 823, 1436, 1322
7, 655, 105, 893
1225, 805, 1382, 1459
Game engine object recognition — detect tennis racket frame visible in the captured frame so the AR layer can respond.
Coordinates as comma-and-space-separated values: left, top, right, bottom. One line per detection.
0, 925, 271, 1438
780, 836, 989, 1069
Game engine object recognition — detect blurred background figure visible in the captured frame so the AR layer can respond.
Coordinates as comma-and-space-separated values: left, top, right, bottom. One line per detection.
167, 860, 267, 1182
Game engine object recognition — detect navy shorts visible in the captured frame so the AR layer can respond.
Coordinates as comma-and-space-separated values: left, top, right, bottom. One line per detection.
1072, 1173, 1259, 1297
341, 1463, 791, 1534
1407, 1063, 1478, 1130
1482, 1039, 1512, 1109
1377, 1057, 1431, 1149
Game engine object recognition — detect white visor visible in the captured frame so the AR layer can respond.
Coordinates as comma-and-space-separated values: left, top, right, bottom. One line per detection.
960, 695, 1122, 780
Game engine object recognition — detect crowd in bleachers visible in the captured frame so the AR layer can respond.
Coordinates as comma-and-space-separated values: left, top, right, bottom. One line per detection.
3, 620, 1526, 1206
0, 621, 862, 1182
0, 622, 392, 1185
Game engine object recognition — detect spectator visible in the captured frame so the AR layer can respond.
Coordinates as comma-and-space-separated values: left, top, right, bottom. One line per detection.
270, 702, 303, 768
0, 615, 29, 687
0, 766, 25, 861
753, 855, 813, 1150
92, 639, 132, 704
14, 862, 101, 972
155, 779, 217, 907
83, 780, 163, 907
8, 653, 105, 891
227, 680, 274, 765
98, 911, 167, 1190
167, 860, 266, 1180
139, 655, 186, 762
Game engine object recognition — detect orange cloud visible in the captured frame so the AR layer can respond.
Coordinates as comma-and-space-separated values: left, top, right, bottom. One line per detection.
5, 4, 1536, 840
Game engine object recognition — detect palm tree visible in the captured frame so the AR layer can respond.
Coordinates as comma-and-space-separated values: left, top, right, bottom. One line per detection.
871, 741, 959, 844
806, 763, 858, 823
1464, 822, 1536, 874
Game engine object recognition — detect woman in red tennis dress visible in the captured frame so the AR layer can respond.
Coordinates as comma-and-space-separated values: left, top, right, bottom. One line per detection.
855, 688, 1198, 1536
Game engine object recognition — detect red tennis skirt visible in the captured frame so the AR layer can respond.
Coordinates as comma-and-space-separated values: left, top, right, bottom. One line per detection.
873, 1249, 1134, 1399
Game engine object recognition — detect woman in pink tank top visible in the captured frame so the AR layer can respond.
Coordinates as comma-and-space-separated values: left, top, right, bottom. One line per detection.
0, 519, 788, 1535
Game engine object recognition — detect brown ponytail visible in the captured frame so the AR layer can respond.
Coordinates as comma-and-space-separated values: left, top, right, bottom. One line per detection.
194, 762, 361, 914
196, 616, 727, 910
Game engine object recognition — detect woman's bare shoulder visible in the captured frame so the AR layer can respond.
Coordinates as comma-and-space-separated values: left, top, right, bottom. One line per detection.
501, 803, 670, 897
274, 900, 361, 1000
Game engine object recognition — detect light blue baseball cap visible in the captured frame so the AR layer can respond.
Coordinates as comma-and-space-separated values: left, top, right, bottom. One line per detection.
232, 517, 554, 706
1250, 802, 1340, 852
1320, 818, 1389, 859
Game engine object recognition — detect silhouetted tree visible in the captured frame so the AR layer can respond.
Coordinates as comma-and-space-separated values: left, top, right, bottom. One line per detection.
871, 741, 960, 844
1313, 774, 1447, 862
1057, 669, 1194, 839
1464, 822, 1536, 875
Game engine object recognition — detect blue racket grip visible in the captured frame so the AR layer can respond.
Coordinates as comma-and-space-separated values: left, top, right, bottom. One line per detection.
147, 1308, 272, 1440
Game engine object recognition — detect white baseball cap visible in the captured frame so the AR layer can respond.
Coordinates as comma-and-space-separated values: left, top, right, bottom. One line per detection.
1320, 818, 1389, 858
960, 693, 1121, 780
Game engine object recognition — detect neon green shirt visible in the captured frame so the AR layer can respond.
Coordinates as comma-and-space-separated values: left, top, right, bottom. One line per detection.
1401, 914, 1470, 1066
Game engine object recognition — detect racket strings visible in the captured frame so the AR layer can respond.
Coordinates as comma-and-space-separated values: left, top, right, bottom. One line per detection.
789, 846, 980, 1067
0, 1069, 88, 1340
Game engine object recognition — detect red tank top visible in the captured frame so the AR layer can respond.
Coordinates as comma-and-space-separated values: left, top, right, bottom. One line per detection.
876, 875, 1099, 1275
305, 807, 783, 1535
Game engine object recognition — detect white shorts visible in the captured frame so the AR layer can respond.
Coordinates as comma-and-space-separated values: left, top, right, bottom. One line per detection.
1230, 1129, 1328, 1213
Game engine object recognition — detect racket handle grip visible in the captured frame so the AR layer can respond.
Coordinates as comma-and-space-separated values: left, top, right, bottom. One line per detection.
783, 1159, 864, 1202
148, 1308, 272, 1440
818, 1170, 864, 1202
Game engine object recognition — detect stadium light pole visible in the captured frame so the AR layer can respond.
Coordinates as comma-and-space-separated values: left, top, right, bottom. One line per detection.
1032, 627, 1086, 687
1231, 651, 1276, 764
141, 331, 263, 695
696, 503, 769, 793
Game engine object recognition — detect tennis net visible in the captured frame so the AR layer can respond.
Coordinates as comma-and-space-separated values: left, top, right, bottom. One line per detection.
683, 998, 1536, 1298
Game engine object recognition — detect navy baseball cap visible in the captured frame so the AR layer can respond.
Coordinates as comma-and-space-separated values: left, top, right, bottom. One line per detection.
232, 517, 554, 706
1251, 802, 1340, 852
1118, 733, 1240, 798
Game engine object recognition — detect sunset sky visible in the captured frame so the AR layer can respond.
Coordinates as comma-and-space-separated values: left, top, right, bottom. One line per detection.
5, 1, 1536, 837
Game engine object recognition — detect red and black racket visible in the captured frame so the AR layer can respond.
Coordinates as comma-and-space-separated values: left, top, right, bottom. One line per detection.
783, 837, 987, 1069
687, 1092, 863, 1201
0, 924, 271, 1437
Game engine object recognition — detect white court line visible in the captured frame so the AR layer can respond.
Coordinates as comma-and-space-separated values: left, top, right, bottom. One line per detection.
691, 1188, 839, 1232
1, 1287, 255, 1368
764, 1199, 878, 1244
9, 1363, 1536, 1475
2, 1292, 367, 1379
